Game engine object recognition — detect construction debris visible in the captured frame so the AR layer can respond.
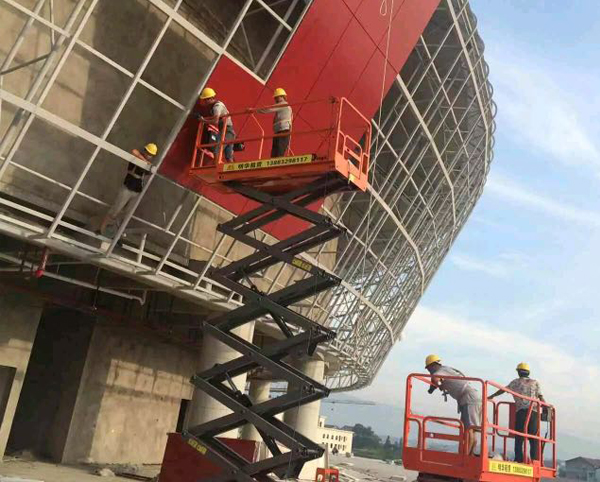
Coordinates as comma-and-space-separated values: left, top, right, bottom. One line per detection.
94, 468, 115, 478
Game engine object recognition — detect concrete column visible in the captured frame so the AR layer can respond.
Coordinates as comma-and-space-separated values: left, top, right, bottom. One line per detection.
0, 292, 43, 458
241, 378, 271, 441
186, 322, 255, 439
284, 356, 326, 480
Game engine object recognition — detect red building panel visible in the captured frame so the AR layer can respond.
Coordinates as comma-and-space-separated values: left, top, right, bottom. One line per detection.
160, 0, 440, 240
379, 0, 440, 72
159, 434, 259, 482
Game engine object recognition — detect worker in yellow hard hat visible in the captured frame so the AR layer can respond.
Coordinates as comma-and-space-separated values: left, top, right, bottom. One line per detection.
97, 143, 158, 236
194, 87, 236, 161
256, 87, 292, 158
488, 363, 546, 463
425, 354, 481, 456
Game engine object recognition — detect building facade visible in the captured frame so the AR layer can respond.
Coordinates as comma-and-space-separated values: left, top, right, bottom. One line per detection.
0, 0, 494, 467
565, 458, 600, 482
317, 417, 353, 456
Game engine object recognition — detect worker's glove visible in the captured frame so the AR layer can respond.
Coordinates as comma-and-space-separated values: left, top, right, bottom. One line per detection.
193, 113, 204, 121
428, 385, 436, 394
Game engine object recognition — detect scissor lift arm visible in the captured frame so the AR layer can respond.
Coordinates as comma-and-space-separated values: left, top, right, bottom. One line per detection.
182, 174, 356, 482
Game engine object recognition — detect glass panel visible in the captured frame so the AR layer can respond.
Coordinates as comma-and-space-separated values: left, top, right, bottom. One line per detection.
178, 0, 247, 46
107, 84, 182, 153
226, 0, 290, 75
260, 0, 309, 28
42, 44, 130, 136
143, 20, 218, 104
0, 5, 65, 98
4, 117, 97, 211
78, 0, 168, 73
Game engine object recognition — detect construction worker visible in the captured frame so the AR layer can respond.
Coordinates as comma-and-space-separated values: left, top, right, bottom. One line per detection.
488, 363, 545, 463
425, 355, 482, 456
257, 87, 292, 158
98, 143, 157, 236
195, 87, 235, 161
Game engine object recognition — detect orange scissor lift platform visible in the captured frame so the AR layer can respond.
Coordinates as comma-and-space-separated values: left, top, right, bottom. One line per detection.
189, 97, 371, 195
403, 374, 557, 482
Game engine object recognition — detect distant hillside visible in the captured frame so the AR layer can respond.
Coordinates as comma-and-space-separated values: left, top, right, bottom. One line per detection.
322, 395, 600, 460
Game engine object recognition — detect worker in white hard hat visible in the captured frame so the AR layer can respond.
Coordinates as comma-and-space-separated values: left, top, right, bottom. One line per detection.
256, 87, 292, 158
195, 87, 236, 161
489, 363, 546, 463
97, 143, 158, 236
425, 354, 482, 456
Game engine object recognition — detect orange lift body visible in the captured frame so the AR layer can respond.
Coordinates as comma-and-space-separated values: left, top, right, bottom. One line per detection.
403, 374, 557, 482
189, 97, 371, 194
316, 467, 340, 482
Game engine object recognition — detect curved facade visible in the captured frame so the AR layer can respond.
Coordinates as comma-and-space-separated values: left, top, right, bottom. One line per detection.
321, 2, 497, 390
0, 0, 495, 405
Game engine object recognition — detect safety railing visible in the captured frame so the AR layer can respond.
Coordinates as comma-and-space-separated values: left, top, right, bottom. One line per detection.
189, 97, 371, 186
403, 373, 557, 479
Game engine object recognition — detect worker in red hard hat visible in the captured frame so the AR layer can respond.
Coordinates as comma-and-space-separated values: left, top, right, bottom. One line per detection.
195, 87, 235, 161
489, 363, 546, 463
257, 87, 292, 158
425, 354, 482, 456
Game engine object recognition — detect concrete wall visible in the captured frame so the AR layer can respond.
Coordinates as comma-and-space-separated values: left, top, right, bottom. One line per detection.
61, 322, 196, 464
8, 307, 94, 460
0, 292, 43, 459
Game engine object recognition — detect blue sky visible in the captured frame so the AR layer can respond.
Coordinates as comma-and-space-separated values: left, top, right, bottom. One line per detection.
353, 0, 600, 455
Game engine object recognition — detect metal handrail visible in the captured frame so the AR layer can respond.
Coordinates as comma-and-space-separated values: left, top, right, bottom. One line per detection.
404, 373, 557, 471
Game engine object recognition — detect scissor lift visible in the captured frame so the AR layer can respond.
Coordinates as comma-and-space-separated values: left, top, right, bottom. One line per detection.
402, 374, 557, 482
180, 97, 371, 482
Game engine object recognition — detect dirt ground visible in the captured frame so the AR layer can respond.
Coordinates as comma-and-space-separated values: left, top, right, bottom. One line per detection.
0, 459, 161, 482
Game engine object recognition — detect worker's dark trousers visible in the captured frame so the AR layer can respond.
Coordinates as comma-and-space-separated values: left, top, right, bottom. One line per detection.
514, 409, 539, 463
271, 130, 290, 157
216, 126, 235, 161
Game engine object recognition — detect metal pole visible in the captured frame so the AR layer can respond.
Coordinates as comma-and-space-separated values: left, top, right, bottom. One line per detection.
0, 0, 94, 178
0, 0, 47, 146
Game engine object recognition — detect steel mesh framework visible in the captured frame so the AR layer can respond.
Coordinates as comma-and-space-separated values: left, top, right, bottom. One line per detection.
0, 0, 495, 391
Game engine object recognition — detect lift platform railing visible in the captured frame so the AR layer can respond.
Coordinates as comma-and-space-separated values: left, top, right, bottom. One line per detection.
189, 97, 371, 192
403, 373, 556, 482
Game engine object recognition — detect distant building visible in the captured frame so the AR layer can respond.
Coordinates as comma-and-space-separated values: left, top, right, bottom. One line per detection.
317, 417, 353, 455
564, 457, 600, 481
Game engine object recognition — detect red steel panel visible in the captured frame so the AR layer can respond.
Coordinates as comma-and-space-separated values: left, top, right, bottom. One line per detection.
341, 0, 363, 13
300, 17, 375, 129
160, 0, 438, 239
348, 49, 397, 119
355, 0, 407, 46
159, 434, 259, 482
378, 0, 441, 72
266, 0, 353, 103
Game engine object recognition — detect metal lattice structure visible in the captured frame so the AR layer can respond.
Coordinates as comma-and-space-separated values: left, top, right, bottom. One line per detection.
0, 0, 495, 391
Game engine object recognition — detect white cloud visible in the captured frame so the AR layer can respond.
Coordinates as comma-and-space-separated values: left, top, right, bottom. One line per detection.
450, 251, 529, 279
402, 306, 600, 440
450, 253, 509, 278
489, 51, 600, 174
486, 172, 600, 227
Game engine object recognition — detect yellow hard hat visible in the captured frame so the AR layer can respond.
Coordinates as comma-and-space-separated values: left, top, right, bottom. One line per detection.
200, 87, 216, 100
425, 354, 441, 368
273, 87, 287, 98
517, 362, 530, 372
144, 143, 158, 156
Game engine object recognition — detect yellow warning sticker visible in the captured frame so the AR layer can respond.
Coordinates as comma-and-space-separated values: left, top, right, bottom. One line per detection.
186, 438, 207, 455
489, 461, 533, 477
222, 154, 313, 172
291, 257, 313, 272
